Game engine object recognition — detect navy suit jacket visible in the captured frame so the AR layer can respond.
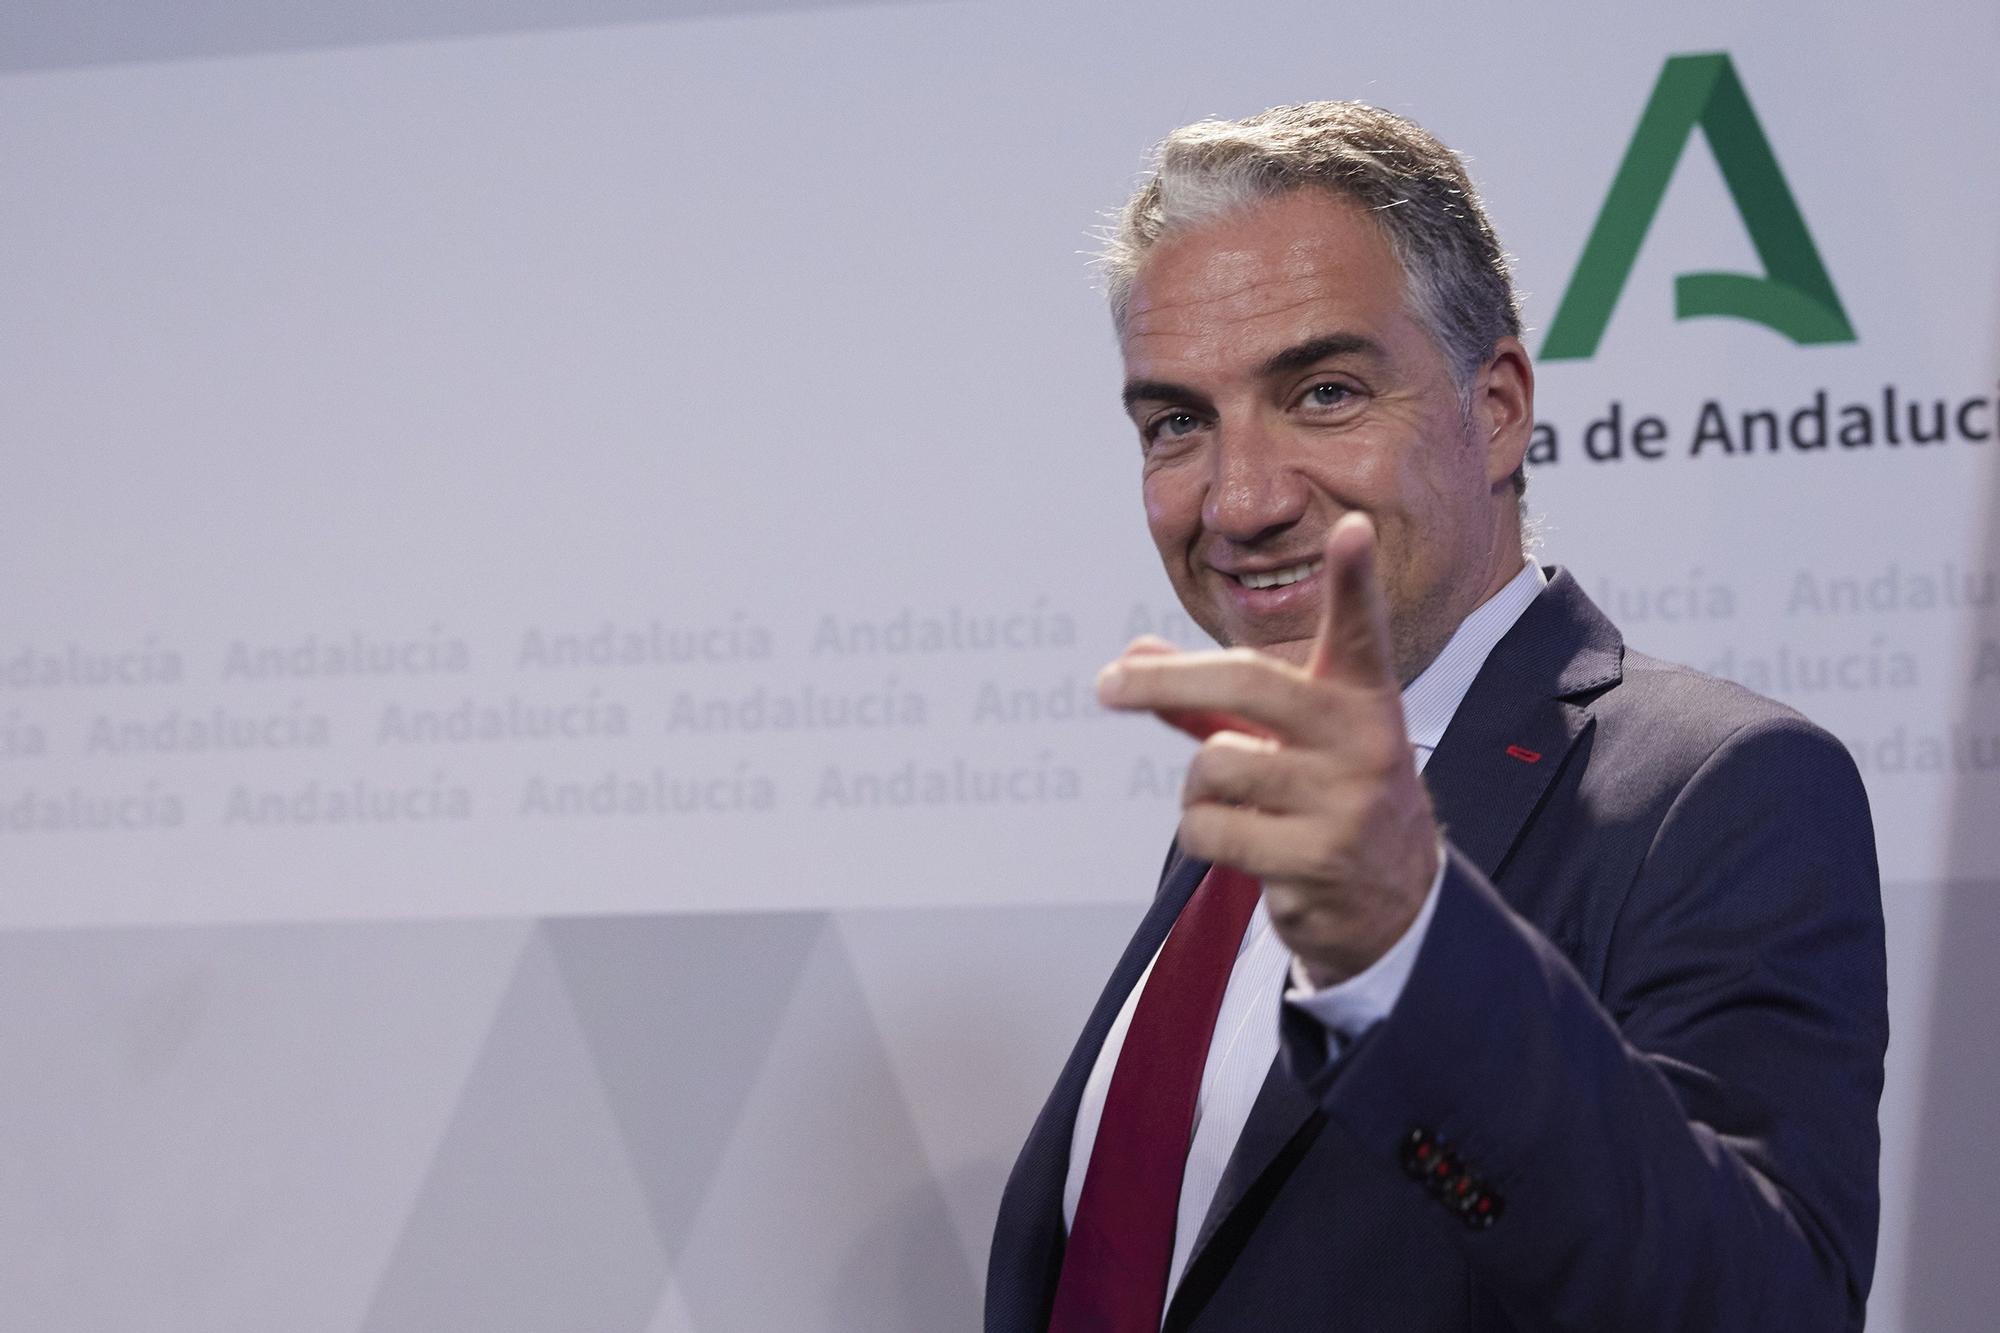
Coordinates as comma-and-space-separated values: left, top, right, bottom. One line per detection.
987, 570, 1887, 1331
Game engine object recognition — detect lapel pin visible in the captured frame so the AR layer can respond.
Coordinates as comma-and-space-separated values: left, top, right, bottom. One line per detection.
1505, 745, 1542, 764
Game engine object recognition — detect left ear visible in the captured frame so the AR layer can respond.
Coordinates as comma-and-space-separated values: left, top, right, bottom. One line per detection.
1471, 336, 1535, 486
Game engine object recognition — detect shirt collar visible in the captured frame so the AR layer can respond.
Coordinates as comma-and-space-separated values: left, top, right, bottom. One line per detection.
1401, 560, 1547, 754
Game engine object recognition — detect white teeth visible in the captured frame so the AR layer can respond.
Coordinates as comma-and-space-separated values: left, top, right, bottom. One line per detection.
1237, 559, 1323, 590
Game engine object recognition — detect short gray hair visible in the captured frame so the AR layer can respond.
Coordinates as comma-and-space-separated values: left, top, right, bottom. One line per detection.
1102, 101, 1522, 409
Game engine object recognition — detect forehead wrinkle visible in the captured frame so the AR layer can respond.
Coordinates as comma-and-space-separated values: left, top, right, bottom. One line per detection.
1126, 262, 1337, 325
1123, 286, 1341, 355
1123, 291, 1353, 381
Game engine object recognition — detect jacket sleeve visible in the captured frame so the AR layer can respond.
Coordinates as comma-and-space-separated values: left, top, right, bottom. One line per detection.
1282, 714, 1888, 1331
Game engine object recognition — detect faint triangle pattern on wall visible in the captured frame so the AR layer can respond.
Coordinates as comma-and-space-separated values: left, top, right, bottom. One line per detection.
359, 926, 667, 1333
642, 1277, 699, 1333
672, 919, 981, 1331
540, 910, 825, 1266
360, 910, 830, 1333
831, 902, 1144, 1276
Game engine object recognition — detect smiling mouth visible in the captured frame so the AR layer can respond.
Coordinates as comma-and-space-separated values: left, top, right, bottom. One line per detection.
1232, 558, 1324, 590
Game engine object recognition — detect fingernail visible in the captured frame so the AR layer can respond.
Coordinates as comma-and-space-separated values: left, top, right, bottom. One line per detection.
1096, 663, 1126, 703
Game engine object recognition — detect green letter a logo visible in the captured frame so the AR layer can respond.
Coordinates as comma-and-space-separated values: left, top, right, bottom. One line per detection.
1541, 52, 1855, 361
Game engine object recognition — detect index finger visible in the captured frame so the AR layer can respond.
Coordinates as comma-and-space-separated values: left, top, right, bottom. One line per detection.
1307, 512, 1398, 686
1097, 649, 1334, 746
1105, 636, 1274, 742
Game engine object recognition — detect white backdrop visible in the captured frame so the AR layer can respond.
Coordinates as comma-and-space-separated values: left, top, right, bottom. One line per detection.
3, 2, 1996, 1328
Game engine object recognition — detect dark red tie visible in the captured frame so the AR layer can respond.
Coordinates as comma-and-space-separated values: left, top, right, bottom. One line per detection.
1049, 865, 1263, 1332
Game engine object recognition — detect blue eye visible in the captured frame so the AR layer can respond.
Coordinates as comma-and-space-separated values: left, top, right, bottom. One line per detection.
1151, 411, 1201, 440
1305, 382, 1352, 407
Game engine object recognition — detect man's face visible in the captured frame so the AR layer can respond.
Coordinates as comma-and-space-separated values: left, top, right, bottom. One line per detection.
1120, 190, 1521, 682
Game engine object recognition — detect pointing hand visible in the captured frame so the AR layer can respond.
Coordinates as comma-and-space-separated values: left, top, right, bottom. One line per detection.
1097, 512, 1439, 984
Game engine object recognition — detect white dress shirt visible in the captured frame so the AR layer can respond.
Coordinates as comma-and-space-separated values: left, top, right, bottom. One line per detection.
1062, 561, 1547, 1305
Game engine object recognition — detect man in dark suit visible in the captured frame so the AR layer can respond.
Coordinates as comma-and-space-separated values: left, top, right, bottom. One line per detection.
987, 103, 1886, 1331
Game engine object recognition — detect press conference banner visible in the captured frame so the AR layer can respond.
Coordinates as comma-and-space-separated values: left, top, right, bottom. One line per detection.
2, 2, 1994, 1328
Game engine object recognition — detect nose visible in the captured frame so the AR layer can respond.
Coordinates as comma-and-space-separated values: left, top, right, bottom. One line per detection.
1200, 418, 1307, 545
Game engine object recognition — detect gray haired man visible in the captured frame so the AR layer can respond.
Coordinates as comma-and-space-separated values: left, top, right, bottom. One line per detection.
988, 102, 1885, 1332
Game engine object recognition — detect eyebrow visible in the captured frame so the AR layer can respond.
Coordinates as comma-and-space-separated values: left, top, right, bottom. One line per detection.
1121, 379, 1209, 413
1120, 332, 1386, 413
1258, 332, 1383, 378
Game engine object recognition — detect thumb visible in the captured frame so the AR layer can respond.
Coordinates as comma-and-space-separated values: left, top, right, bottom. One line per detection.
1307, 512, 1397, 685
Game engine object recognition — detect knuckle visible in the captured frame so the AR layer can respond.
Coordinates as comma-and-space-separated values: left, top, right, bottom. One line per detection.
1178, 806, 1232, 863
1187, 741, 1230, 791
1192, 734, 1277, 806
1208, 729, 1265, 754
1185, 743, 1213, 784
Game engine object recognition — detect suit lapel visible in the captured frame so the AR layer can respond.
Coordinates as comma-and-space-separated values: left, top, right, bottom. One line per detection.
1170, 569, 1623, 1310
989, 846, 1212, 1324
1171, 1031, 1323, 1324
1045, 846, 1213, 1154
1424, 569, 1621, 878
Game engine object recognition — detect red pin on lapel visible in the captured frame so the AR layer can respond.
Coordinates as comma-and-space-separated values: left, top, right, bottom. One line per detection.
1505, 745, 1542, 764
